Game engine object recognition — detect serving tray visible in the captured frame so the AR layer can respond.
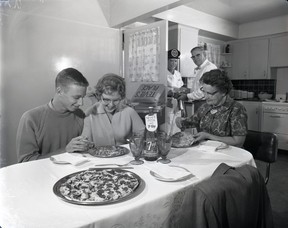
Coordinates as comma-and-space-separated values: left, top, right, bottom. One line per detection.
53, 168, 144, 205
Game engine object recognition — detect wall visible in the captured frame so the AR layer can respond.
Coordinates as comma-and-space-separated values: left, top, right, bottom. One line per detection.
154, 6, 239, 39
239, 15, 288, 39
110, 0, 190, 28
0, 0, 121, 167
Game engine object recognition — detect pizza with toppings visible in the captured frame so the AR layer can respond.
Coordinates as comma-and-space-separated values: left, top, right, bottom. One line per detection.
53, 168, 141, 205
87, 146, 129, 158
171, 131, 196, 148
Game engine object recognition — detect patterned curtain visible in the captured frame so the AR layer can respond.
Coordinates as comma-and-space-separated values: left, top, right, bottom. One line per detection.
199, 42, 221, 68
128, 27, 160, 82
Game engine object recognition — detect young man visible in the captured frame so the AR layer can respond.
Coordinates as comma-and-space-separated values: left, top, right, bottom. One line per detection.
16, 68, 90, 162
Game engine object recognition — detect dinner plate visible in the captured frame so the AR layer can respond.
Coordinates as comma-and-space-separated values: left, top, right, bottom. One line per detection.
87, 146, 129, 158
53, 168, 145, 205
50, 156, 73, 165
150, 165, 195, 182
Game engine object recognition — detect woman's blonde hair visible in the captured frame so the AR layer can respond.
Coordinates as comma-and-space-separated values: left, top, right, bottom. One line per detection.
94, 73, 125, 100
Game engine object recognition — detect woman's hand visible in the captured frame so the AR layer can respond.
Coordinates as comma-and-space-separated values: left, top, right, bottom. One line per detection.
193, 132, 211, 143
65, 136, 93, 153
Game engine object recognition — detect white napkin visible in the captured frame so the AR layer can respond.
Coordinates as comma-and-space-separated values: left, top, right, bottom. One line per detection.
198, 140, 227, 152
145, 163, 191, 179
51, 152, 89, 165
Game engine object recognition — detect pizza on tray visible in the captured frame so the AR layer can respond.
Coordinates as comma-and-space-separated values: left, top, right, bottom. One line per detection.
54, 168, 141, 205
171, 131, 196, 148
87, 146, 129, 158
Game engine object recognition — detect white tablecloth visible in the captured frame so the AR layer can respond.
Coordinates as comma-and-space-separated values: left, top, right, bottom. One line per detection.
0, 141, 255, 228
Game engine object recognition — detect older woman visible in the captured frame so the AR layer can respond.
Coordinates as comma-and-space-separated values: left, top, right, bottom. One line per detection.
176, 69, 247, 147
82, 73, 145, 146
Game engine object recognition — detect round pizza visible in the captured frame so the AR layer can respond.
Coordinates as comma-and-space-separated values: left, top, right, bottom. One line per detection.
54, 169, 141, 205
171, 131, 195, 148
87, 146, 129, 158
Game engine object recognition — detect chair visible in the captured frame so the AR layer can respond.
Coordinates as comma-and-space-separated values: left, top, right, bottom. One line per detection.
182, 163, 274, 228
243, 130, 278, 184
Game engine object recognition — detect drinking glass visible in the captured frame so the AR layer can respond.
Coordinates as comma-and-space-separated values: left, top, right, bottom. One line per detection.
157, 132, 172, 164
129, 132, 145, 165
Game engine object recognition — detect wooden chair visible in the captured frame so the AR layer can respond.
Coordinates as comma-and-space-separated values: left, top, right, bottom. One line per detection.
243, 130, 278, 184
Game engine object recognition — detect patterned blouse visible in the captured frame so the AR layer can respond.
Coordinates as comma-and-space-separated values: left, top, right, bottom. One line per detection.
182, 96, 248, 137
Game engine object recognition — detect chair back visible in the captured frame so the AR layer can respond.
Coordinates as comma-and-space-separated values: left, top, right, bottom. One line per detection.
243, 130, 278, 163
185, 163, 274, 228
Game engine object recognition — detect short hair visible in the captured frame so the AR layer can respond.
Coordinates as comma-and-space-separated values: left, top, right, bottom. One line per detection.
191, 46, 207, 58
200, 69, 233, 95
55, 68, 89, 89
94, 73, 125, 99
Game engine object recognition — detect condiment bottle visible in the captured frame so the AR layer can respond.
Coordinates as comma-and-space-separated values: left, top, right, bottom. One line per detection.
178, 100, 187, 117
225, 44, 230, 53
143, 107, 159, 161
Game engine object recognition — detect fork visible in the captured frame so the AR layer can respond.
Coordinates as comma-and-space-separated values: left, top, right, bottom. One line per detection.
94, 162, 132, 167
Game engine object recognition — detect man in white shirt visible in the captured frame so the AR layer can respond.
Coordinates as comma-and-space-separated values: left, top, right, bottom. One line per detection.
162, 49, 185, 134
179, 46, 217, 101
167, 48, 184, 91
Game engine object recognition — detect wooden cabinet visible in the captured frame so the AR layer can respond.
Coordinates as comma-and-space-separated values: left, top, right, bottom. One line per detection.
269, 35, 288, 67
231, 38, 269, 79
249, 39, 269, 79
239, 101, 262, 131
231, 41, 249, 79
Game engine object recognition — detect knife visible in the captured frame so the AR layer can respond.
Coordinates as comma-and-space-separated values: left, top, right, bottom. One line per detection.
91, 167, 134, 170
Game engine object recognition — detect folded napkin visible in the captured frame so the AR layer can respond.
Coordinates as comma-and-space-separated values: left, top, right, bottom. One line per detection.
198, 140, 228, 152
51, 152, 89, 166
145, 163, 192, 179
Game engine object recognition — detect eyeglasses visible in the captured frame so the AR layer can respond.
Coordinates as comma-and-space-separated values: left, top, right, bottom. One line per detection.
101, 96, 121, 105
191, 53, 201, 59
200, 88, 219, 96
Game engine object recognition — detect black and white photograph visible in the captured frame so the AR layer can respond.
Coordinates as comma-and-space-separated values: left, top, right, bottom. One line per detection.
1, 0, 288, 227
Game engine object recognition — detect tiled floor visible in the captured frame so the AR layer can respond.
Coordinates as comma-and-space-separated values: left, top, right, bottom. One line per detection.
256, 150, 288, 228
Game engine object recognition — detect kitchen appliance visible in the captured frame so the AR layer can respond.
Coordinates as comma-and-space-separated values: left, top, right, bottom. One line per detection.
130, 84, 166, 125
261, 102, 288, 151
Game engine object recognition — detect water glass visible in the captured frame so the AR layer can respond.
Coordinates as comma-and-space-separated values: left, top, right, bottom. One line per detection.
129, 132, 145, 165
157, 132, 172, 164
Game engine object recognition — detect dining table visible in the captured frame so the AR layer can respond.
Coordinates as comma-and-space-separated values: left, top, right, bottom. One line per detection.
0, 140, 256, 228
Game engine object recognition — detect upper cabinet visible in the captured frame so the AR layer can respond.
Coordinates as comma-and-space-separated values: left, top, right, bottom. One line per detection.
249, 39, 269, 79
231, 41, 249, 79
269, 35, 288, 67
231, 38, 269, 79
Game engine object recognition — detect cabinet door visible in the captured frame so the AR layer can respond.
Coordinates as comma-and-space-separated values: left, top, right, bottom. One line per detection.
249, 39, 269, 79
269, 35, 288, 67
231, 41, 249, 79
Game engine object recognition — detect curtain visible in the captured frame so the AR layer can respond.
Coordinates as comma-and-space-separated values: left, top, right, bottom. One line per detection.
199, 42, 221, 68
128, 27, 161, 82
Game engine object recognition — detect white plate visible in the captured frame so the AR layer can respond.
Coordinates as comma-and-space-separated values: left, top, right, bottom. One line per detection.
50, 157, 70, 165
150, 165, 194, 182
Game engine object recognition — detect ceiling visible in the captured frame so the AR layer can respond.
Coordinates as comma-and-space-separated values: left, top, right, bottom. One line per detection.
184, 0, 288, 24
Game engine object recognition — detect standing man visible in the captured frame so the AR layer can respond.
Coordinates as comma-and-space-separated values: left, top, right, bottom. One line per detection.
178, 46, 217, 106
16, 68, 90, 162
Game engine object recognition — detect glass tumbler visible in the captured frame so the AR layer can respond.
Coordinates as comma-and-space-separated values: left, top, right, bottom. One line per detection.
157, 131, 172, 164
129, 132, 145, 165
